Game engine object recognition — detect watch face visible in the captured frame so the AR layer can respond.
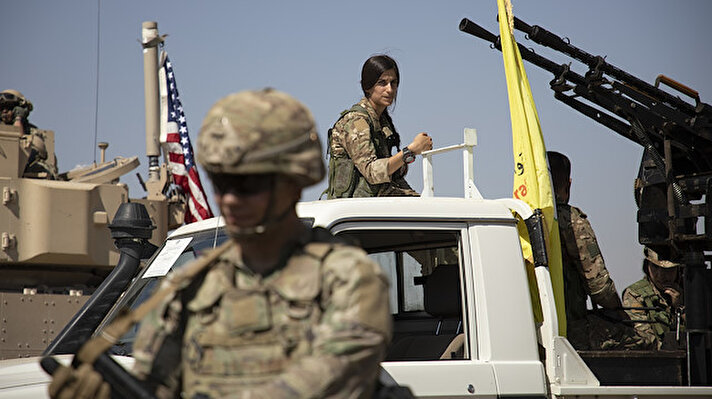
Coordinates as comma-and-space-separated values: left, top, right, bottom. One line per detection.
403, 150, 416, 164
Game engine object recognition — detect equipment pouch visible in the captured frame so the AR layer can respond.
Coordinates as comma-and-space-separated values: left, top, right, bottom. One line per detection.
185, 290, 284, 377
329, 157, 358, 198
189, 289, 272, 345
219, 290, 271, 335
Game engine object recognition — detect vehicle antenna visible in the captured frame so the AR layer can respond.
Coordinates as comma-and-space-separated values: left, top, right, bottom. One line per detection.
92, 0, 102, 164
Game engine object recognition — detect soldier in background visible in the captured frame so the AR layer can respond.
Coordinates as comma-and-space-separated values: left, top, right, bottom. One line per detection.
326, 54, 431, 198
0, 89, 32, 133
547, 151, 641, 349
49, 89, 393, 398
0, 89, 58, 179
623, 247, 684, 350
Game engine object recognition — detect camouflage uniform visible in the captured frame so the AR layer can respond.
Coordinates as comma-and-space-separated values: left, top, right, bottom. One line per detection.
23, 125, 58, 179
622, 277, 679, 350
558, 204, 620, 320
132, 228, 391, 398
622, 250, 683, 350
327, 98, 417, 198
557, 204, 641, 349
130, 89, 392, 398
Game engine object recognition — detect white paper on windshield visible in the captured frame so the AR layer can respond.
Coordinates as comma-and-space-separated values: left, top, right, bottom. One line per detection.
143, 237, 194, 278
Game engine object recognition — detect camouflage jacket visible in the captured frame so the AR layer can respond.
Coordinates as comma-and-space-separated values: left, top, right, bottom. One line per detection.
326, 98, 417, 198
557, 204, 621, 323
0, 120, 58, 179
24, 125, 58, 179
132, 228, 392, 398
622, 276, 680, 350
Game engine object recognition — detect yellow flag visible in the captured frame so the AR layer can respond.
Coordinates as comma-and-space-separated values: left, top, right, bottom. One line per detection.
497, 0, 566, 336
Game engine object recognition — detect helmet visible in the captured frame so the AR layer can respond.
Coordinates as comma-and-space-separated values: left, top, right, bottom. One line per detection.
0, 89, 33, 112
197, 88, 325, 187
644, 247, 680, 269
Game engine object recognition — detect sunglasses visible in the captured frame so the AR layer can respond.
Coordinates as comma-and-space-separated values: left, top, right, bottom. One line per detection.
210, 173, 275, 196
0, 93, 18, 103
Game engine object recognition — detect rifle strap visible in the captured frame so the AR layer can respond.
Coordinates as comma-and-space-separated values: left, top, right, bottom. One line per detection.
76, 240, 235, 366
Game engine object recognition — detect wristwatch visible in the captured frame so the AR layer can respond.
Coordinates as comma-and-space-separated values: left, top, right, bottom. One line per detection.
402, 146, 416, 164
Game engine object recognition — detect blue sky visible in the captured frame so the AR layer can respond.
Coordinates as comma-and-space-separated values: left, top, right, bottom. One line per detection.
2, 0, 710, 291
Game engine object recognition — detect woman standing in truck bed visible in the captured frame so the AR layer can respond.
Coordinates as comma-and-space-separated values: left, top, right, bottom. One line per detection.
326, 54, 432, 198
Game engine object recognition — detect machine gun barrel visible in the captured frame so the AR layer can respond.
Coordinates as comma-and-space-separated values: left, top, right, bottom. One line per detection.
459, 18, 636, 140
459, 17, 712, 155
512, 16, 698, 115
459, 18, 586, 87
458, 18, 499, 46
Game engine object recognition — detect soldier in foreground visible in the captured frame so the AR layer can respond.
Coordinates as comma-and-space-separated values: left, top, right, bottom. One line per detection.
547, 151, 640, 349
49, 89, 392, 398
623, 247, 684, 350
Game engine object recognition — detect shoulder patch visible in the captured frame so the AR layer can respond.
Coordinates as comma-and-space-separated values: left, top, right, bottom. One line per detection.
350, 117, 371, 133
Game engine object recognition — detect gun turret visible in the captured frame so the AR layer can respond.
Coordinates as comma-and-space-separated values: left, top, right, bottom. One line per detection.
460, 16, 712, 385
459, 16, 712, 250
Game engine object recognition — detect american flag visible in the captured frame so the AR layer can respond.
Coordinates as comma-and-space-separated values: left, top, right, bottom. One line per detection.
159, 54, 213, 224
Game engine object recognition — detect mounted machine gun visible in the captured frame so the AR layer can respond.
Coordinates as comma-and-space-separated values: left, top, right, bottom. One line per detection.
459, 16, 712, 385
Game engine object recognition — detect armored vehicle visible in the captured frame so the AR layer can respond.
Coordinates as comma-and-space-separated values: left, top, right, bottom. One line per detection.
0, 22, 186, 360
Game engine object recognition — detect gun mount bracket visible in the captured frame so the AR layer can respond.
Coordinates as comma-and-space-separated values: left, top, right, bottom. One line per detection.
550, 63, 573, 93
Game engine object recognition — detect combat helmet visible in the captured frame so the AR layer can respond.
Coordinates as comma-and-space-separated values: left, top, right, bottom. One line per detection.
197, 88, 324, 188
0, 89, 33, 112
644, 247, 681, 269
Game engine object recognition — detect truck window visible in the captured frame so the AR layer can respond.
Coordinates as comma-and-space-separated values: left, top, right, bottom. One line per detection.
336, 228, 469, 361
102, 218, 312, 355
103, 228, 229, 355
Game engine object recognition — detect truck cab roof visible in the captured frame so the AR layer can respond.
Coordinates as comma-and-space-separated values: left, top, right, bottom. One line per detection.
169, 197, 519, 239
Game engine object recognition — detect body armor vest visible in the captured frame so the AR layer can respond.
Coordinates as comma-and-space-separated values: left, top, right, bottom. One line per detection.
627, 278, 674, 338
326, 104, 393, 198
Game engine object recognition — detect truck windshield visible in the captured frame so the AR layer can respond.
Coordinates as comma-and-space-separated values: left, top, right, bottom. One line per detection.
104, 228, 229, 356
101, 218, 314, 356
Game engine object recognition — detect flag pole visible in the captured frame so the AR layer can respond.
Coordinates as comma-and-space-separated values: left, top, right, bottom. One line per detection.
496, 0, 566, 336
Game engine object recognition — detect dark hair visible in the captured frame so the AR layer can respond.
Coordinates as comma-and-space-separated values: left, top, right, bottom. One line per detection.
361, 55, 400, 97
360, 54, 401, 150
547, 151, 571, 189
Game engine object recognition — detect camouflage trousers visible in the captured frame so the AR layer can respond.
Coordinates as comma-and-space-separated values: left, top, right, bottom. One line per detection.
568, 312, 652, 350
377, 176, 419, 197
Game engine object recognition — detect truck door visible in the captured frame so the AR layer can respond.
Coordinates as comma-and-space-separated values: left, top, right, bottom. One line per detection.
332, 222, 498, 398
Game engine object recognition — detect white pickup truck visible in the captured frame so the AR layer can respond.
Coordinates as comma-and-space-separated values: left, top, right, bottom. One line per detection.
2, 196, 711, 398
1, 136, 710, 398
